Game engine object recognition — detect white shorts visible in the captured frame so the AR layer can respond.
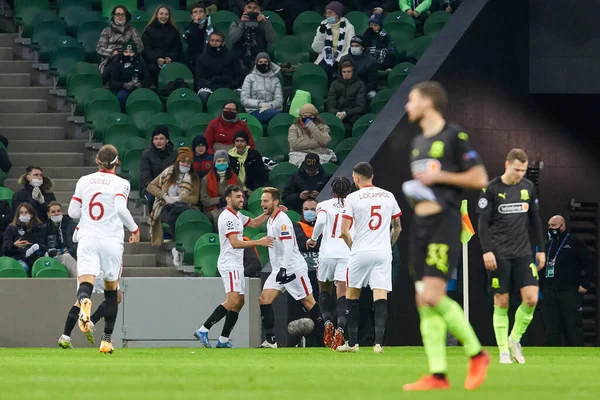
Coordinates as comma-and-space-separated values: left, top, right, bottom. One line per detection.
263, 269, 313, 300
219, 268, 245, 295
77, 236, 124, 282
347, 251, 393, 292
317, 258, 348, 283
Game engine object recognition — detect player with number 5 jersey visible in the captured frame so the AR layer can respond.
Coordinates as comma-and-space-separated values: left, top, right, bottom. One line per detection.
67, 145, 140, 354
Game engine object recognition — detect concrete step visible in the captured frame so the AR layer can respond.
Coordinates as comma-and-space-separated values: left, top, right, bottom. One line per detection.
0, 113, 69, 127
0, 126, 65, 140
0, 86, 51, 100
0, 60, 33, 73
0, 34, 18, 47
8, 139, 86, 153
121, 266, 184, 277
4, 178, 78, 192
123, 254, 157, 267
124, 242, 155, 255
0, 47, 13, 60
0, 73, 29, 86
8, 166, 96, 180
10, 152, 84, 167
0, 99, 47, 113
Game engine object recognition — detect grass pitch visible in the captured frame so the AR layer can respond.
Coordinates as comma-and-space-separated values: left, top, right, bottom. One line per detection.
2, 347, 599, 399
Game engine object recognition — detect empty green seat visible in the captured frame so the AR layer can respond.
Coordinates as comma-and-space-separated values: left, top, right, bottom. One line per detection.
128, 99, 163, 133
176, 209, 211, 229
238, 113, 263, 139
388, 62, 414, 89
104, 123, 141, 154
334, 138, 359, 164
424, 11, 451, 38
49, 40, 86, 88
0, 256, 28, 277
32, 257, 68, 278
123, 136, 148, 153
95, 112, 134, 143
84, 88, 120, 136
0, 187, 15, 203
262, 11, 286, 39
292, 11, 322, 43
270, 162, 298, 180
286, 210, 302, 224
384, 11, 416, 42
167, 88, 204, 131
318, 112, 346, 149
321, 162, 338, 174
370, 88, 394, 114
127, 88, 161, 108
66, 71, 103, 114
76, 15, 108, 62
272, 134, 290, 155
407, 36, 433, 63
130, 10, 150, 33
274, 35, 310, 66
158, 62, 194, 93
102, 0, 137, 19
60, 1, 93, 35
352, 113, 376, 138
176, 221, 214, 264
173, 136, 192, 149
145, 0, 179, 12
120, 148, 144, 189
146, 113, 182, 139
345, 11, 369, 36
292, 64, 329, 102
31, 17, 67, 62
268, 113, 295, 138
186, 113, 213, 138
210, 10, 237, 40
14, 0, 51, 39
194, 233, 220, 276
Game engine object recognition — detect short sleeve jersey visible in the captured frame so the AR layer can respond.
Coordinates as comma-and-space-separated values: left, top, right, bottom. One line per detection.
476, 177, 538, 258
410, 124, 482, 210
267, 210, 307, 272
342, 186, 401, 254
315, 198, 352, 259
217, 207, 251, 270
72, 171, 131, 241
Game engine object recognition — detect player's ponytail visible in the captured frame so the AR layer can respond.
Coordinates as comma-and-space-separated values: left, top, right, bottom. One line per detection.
96, 145, 120, 171
331, 176, 352, 206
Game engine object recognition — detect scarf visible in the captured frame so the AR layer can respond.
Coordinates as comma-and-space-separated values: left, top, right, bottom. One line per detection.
324, 19, 346, 66
228, 147, 249, 190
122, 58, 140, 83
206, 170, 237, 210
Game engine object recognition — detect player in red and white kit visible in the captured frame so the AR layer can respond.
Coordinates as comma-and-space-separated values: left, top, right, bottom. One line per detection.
258, 187, 323, 348
67, 145, 140, 354
194, 185, 274, 348
306, 176, 354, 350
337, 162, 402, 353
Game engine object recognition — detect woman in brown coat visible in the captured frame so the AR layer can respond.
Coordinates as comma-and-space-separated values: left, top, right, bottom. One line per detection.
287, 104, 335, 167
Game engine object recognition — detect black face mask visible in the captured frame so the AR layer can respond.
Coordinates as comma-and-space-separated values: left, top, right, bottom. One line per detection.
548, 228, 560, 239
256, 63, 269, 73
208, 45, 222, 55
123, 55, 133, 63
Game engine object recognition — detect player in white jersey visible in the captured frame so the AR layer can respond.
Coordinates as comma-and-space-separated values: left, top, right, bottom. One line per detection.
337, 162, 402, 353
194, 185, 274, 348
258, 187, 323, 348
66, 145, 140, 354
306, 176, 354, 350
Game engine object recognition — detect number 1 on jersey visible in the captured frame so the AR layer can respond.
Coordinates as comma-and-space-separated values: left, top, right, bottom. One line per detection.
89, 192, 105, 221
331, 214, 343, 238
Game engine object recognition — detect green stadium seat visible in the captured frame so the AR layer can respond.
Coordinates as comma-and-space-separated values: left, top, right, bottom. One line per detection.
123, 136, 148, 153
424, 11, 451, 38
239, 210, 260, 238
145, 0, 180, 13
0, 255, 28, 277
14, 0, 51, 39
166, 88, 204, 131
32, 257, 68, 278
173, 136, 191, 149
345, 11, 369, 36
49, 39, 86, 88
120, 148, 144, 189
384, 11, 417, 42
206, 88, 241, 118
95, 112, 134, 142
104, 123, 141, 154
370, 88, 394, 114
31, 16, 67, 63
175, 221, 214, 264
352, 113, 376, 138
251, 233, 269, 266
318, 112, 346, 149
60, 1, 93, 35
210, 10, 237, 40
262, 11, 286, 39
407, 36, 433, 63
128, 100, 163, 133
158, 62, 194, 93
334, 138, 359, 164
321, 162, 338, 174
238, 113, 263, 139
270, 162, 298, 180
126, 87, 162, 108
66, 71, 103, 114
274, 35, 310, 66
84, 88, 120, 135
194, 233, 220, 277
59, 0, 92, 16
176, 209, 211, 229
76, 14, 108, 62
292, 11, 322, 43
388, 62, 414, 89
172, 10, 191, 31
130, 10, 150, 33
0, 187, 15, 203
66, 61, 99, 84
146, 113, 182, 139
102, 0, 137, 19
272, 134, 290, 156
186, 113, 213, 138
267, 113, 295, 138
286, 210, 301, 224
292, 64, 329, 102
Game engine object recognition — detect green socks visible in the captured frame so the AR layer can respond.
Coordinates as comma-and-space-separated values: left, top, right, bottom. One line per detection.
493, 306, 509, 353
510, 303, 535, 342
432, 296, 482, 357
418, 306, 447, 374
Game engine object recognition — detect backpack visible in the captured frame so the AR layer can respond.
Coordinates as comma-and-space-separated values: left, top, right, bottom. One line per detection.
161, 78, 189, 97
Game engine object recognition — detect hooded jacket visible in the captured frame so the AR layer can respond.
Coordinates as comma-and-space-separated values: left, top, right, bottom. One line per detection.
108, 53, 153, 93
288, 117, 331, 156
339, 52, 378, 93
228, 146, 266, 191
240, 53, 284, 113
195, 45, 242, 91
39, 215, 78, 257
282, 164, 332, 211
204, 116, 255, 153
327, 59, 367, 121
229, 15, 277, 61
140, 140, 177, 189
12, 175, 56, 223
142, 20, 182, 64
192, 135, 214, 181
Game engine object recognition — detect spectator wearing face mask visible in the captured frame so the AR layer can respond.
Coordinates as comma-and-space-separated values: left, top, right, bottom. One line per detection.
204, 101, 255, 153
362, 13, 396, 71
39, 201, 78, 277
327, 59, 366, 132
183, 2, 209, 72
282, 153, 332, 212
109, 40, 152, 113
192, 135, 214, 182
12, 166, 56, 223
228, 131, 266, 196
288, 104, 335, 167
200, 150, 239, 227
340, 36, 378, 99
3, 202, 44, 276
140, 126, 177, 211
240, 52, 283, 125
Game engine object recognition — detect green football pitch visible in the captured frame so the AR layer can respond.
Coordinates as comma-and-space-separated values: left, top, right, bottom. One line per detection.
2, 347, 599, 399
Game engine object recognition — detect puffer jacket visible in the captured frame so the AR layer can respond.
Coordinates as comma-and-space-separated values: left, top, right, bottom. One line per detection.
142, 20, 182, 64
96, 21, 144, 71
327, 59, 367, 122
288, 118, 331, 155
240, 55, 283, 113
12, 175, 56, 223
340, 53, 378, 93
140, 141, 177, 189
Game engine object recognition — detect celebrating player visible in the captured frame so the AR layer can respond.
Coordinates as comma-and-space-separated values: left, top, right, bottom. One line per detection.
67, 145, 140, 354
477, 149, 545, 364
194, 185, 274, 348
336, 162, 402, 354
402, 81, 490, 390
258, 187, 323, 348
306, 176, 353, 349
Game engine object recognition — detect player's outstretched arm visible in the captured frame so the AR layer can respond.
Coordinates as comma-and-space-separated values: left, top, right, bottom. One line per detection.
246, 205, 288, 228
341, 216, 353, 249
229, 235, 273, 249
391, 217, 402, 245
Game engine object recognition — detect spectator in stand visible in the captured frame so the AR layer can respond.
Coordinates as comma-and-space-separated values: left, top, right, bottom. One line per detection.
96, 5, 144, 76
3, 203, 44, 276
228, 131, 266, 196
312, 2, 356, 78
240, 52, 283, 125
356, 1, 399, 15
142, 5, 183, 86
195, 31, 243, 107
400, 0, 432, 26
140, 126, 177, 211
441, 0, 462, 13
282, 153, 332, 212
340, 36, 378, 99
108, 40, 152, 113
200, 150, 239, 227
204, 101, 255, 153
288, 104, 335, 167
147, 147, 200, 266
362, 13, 396, 71
192, 135, 213, 182
0, 135, 11, 174
230, 0, 277, 75
268, 0, 310, 34
39, 201, 78, 277
183, 2, 209, 72
327, 59, 366, 132
12, 166, 56, 223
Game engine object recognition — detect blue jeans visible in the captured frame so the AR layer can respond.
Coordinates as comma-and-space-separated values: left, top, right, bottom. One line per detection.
250, 109, 281, 124
117, 89, 131, 113
18, 259, 31, 277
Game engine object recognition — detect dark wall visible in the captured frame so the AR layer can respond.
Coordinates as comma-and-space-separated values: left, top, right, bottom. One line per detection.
529, 0, 600, 93
383, 0, 600, 345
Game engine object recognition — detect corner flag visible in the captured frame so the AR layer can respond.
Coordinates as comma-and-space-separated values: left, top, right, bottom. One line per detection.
460, 200, 475, 244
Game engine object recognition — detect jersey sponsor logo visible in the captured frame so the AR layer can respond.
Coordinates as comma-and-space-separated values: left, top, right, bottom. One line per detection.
498, 193, 506, 199
280, 224, 289, 236
478, 198, 488, 209
491, 278, 500, 289
458, 132, 469, 140
412, 148, 419, 157
428, 141, 445, 158
520, 189, 530, 201
498, 202, 529, 214
410, 158, 441, 175
462, 150, 479, 160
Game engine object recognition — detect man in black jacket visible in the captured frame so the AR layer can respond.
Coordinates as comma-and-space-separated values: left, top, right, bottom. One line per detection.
140, 126, 177, 210
40, 201, 78, 277
340, 36, 379, 99
183, 2, 209, 72
228, 131, 266, 196
282, 153, 332, 212
540, 215, 595, 347
12, 166, 56, 223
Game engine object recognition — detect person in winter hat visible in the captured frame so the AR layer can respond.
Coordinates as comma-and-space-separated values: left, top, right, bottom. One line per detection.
228, 130, 266, 195
109, 40, 152, 112
362, 13, 396, 71
192, 135, 214, 181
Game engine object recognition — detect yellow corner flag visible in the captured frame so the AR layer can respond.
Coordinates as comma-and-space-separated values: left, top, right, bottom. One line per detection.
460, 200, 475, 244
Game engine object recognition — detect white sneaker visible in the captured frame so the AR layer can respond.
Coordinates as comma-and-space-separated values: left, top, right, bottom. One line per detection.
259, 340, 277, 348
171, 247, 183, 267
336, 342, 359, 353
499, 352, 512, 364
508, 336, 525, 364
373, 344, 384, 354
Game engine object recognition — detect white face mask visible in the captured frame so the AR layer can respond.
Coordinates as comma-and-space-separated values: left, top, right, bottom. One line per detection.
51, 215, 63, 224
19, 215, 31, 224
31, 178, 43, 187
350, 47, 363, 56
179, 166, 191, 174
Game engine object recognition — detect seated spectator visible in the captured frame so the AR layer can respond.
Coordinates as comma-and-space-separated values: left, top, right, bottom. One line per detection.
40, 201, 77, 277
267, 0, 310, 33
288, 104, 335, 167
3, 202, 44, 276
147, 147, 200, 266
240, 52, 283, 125
400, 0, 432, 26
243, 235, 262, 277
228, 131, 266, 196
195, 31, 243, 107
204, 101, 255, 153
356, 1, 398, 15
108, 40, 152, 113
327, 59, 366, 132
362, 13, 396, 71
312, 2, 356, 77
441, 0, 462, 13
13, 166, 56, 223
340, 36, 378, 99
282, 153, 332, 212
192, 135, 213, 181
200, 150, 239, 227
0, 135, 11, 174
96, 5, 143, 76
140, 127, 177, 211
230, 0, 277, 75
183, 2, 209, 72
142, 5, 183, 85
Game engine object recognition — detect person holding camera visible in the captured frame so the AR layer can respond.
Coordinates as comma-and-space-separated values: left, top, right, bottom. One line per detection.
229, 0, 277, 76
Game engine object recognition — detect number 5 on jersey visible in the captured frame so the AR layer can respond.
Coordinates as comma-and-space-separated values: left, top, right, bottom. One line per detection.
369, 205, 382, 230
